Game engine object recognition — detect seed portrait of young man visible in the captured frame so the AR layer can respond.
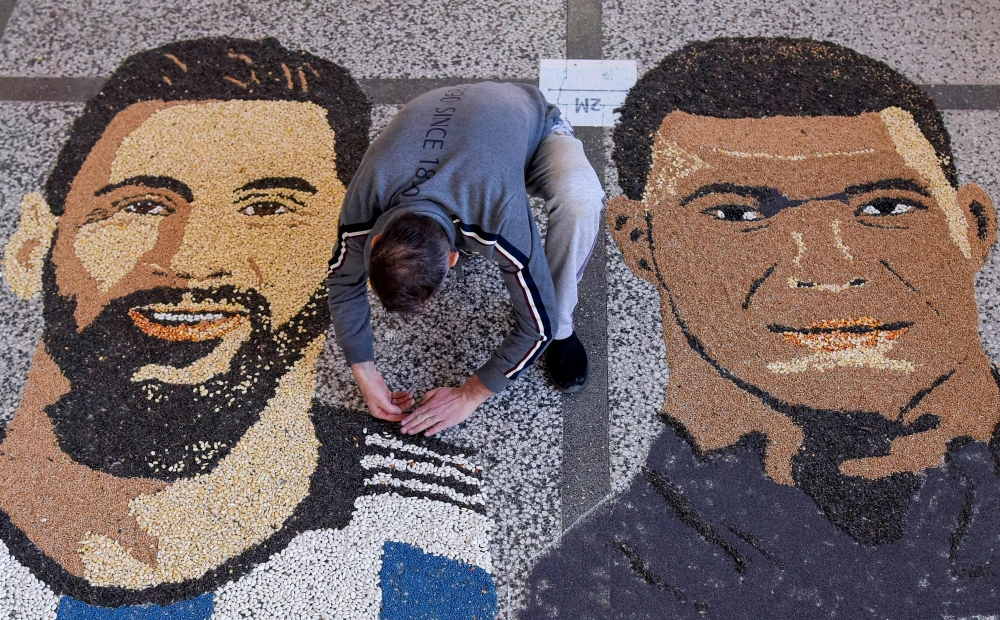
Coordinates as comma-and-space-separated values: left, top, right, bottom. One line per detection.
521, 37, 1000, 619
0, 37, 496, 619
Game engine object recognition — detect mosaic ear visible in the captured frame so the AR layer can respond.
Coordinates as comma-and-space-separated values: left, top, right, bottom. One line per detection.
2, 192, 58, 300
957, 183, 997, 271
607, 195, 656, 284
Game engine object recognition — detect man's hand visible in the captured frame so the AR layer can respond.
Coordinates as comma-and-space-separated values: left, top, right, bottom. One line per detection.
400, 375, 494, 436
352, 361, 414, 421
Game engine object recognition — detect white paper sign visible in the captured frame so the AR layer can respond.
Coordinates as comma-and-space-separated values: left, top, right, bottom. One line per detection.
538, 59, 638, 127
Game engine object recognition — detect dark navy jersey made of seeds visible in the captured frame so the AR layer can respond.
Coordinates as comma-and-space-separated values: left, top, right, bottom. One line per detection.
521, 422, 1000, 619
327, 82, 561, 393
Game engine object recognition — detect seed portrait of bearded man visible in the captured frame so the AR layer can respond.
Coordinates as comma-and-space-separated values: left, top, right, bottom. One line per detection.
521, 37, 1000, 619
0, 37, 496, 619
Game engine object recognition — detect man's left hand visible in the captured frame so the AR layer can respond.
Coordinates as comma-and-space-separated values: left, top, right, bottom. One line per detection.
400, 374, 495, 436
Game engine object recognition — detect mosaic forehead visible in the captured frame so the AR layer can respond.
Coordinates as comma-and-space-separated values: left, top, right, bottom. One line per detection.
0, 37, 495, 615
609, 38, 1000, 488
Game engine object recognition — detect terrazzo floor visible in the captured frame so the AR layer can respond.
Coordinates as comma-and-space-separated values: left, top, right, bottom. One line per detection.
1, 0, 998, 618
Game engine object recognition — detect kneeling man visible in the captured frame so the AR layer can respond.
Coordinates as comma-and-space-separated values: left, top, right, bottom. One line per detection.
327, 82, 604, 433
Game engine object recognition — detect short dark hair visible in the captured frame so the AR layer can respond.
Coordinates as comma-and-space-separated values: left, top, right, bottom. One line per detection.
45, 36, 371, 215
613, 37, 955, 201
369, 214, 453, 313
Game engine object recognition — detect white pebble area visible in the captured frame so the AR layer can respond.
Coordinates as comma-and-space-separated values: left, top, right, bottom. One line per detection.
0, 538, 59, 620
603, 146, 670, 492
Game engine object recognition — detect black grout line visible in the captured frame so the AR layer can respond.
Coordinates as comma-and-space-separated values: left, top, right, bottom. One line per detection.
0, 76, 103, 101
921, 85, 1000, 111
0, 76, 539, 104
0, 0, 16, 43
360, 77, 537, 105
566, 0, 602, 59
559, 125, 611, 528
1, 76, 999, 111
560, 0, 611, 536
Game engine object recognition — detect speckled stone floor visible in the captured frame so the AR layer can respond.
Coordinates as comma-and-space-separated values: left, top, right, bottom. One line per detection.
0, 0, 998, 617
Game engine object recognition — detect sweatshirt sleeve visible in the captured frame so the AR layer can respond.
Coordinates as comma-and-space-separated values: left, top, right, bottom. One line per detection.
473, 200, 558, 393
326, 227, 376, 366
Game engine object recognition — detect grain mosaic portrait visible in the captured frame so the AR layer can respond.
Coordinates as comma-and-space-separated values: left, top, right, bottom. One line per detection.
0, 37, 497, 619
523, 37, 1000, 618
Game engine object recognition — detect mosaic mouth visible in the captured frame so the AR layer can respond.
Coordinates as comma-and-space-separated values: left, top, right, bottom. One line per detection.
128, 303, 250, 342
768, 317, 913, 352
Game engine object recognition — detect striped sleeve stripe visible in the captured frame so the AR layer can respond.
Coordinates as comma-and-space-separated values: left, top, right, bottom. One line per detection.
327, 218, 380, 275
452, 220, 552, 379
364, 432, 482, 472
360, 454, 482, 487
363, 473, 485, 507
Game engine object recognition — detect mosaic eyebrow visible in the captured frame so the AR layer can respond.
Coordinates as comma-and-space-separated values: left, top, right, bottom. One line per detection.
679, 183, 773, 207
237, 177, 317, 194
94, 175, 194, 203
844, 178, 931, 198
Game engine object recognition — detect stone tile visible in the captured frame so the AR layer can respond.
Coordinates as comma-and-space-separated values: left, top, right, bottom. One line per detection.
603, 0, 1000, 84
0, 0, 564, 79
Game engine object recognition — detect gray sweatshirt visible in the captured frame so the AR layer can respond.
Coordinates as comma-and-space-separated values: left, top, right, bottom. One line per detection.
326, 82, 561, 393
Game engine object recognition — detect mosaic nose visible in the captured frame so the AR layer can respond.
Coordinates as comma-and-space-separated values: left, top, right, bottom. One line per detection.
167, 210, 240, 283
787, 219, 868, 293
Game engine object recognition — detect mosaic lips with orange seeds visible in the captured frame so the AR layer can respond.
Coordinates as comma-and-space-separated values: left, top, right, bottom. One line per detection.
127, 296, 250, 342
766, 317, 914, 352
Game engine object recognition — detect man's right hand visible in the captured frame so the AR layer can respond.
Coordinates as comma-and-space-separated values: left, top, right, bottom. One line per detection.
351, 361, 414, 421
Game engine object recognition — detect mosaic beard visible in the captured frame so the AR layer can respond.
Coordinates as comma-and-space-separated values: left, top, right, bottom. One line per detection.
40, 266, 328, 481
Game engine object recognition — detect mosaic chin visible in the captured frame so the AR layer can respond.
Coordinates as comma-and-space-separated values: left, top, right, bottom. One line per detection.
0, 37, 496, 618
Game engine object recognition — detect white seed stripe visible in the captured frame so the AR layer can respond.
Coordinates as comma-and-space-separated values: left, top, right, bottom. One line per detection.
363, 473, 485, 507
152, 312, 225, 322
364, 432, 481, 472
360, 454, 481, 487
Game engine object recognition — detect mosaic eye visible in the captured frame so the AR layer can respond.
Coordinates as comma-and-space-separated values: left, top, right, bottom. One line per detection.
704, 206, 765, 222
241, 202, 289, 216
122, 199, 171, 216
857, 198, 923, 217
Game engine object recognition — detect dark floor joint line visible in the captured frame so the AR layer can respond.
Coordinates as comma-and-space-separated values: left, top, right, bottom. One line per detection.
920, 85, 1000, 111
0, 0, 16, 43
0, 77, 104, 102
559, 0, 609, 537
0, 77, 537, 104
559, 125, 611, 530
566, 0, 602, 59
1, 76, 999, 111
359, 77, 536, 105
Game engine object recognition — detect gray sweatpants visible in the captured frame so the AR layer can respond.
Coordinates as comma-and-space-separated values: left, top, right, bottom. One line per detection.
525, 124, 605, 340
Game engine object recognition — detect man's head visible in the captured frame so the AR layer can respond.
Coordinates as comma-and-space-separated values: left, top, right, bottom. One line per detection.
3, 37, 370, 480
369, 213, 458, 313
609, 38, 998, 503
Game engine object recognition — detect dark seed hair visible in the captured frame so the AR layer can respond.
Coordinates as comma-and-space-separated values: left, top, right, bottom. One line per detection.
613, 37, 955, 201
369, 213, 453, 313
44, 36, 371, 215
